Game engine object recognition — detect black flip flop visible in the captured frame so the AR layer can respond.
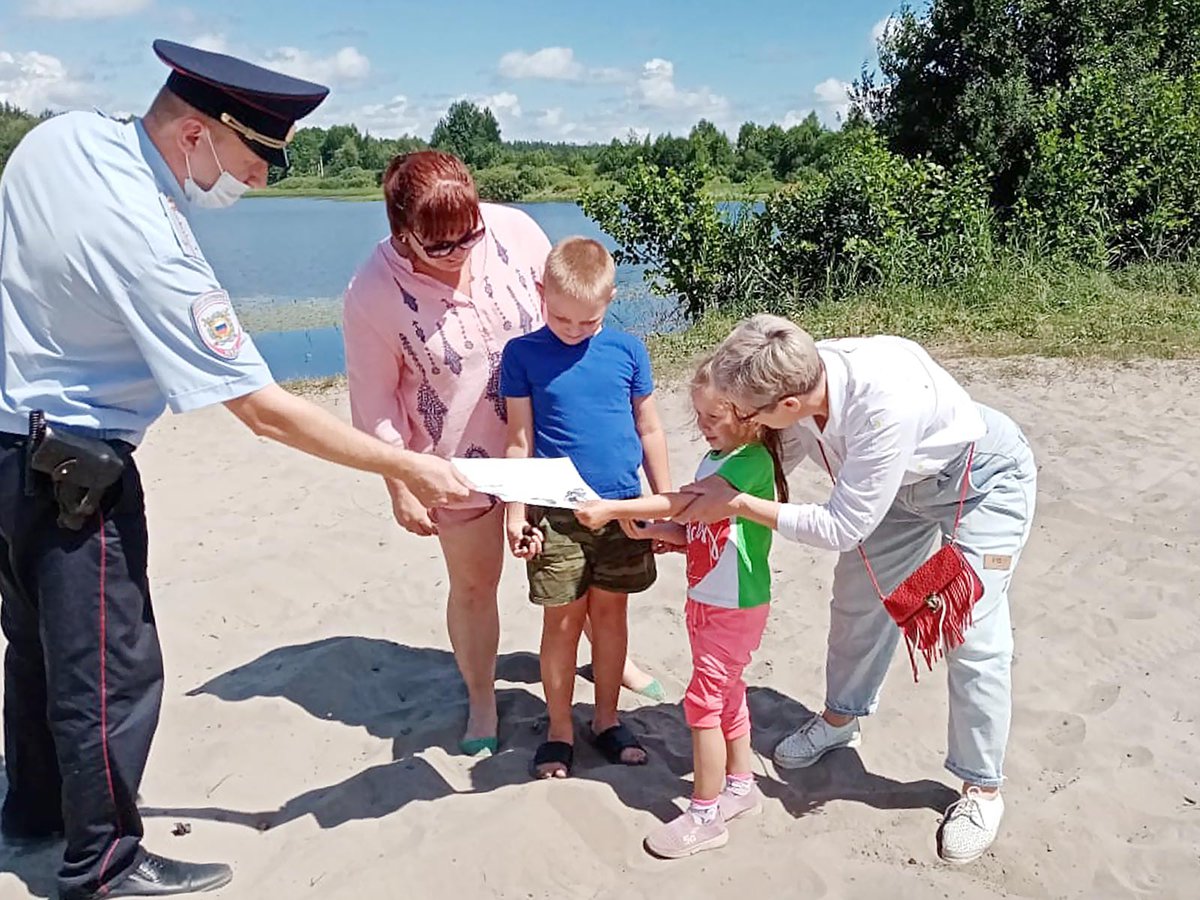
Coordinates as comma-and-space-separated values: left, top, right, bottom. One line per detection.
591, 723, 648, 766
530, 740, 574, 779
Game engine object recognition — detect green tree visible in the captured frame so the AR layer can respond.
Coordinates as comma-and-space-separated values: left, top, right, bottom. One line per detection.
580, 161, 760, 319
329, 136, 361, 174
320, 125, 361, 169
649, 134, 693, 172
688, 119, 734, 176
0, 103, 46, 171
734, 122, 786, 182
430, 101, 502, 168
285, 126, 326, 176
855, 0, 1200, 208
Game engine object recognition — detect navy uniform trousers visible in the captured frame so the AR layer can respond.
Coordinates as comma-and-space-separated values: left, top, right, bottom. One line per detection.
0, 432, 161, 899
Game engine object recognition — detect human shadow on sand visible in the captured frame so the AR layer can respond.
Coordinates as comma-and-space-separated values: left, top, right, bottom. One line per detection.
745, 686, 961, 817
137, 637, 958, 837
139, 637, 695, 831
0, 753, 60, 900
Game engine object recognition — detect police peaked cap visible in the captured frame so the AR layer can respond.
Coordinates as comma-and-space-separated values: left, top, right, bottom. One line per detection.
153, 38, 329, 167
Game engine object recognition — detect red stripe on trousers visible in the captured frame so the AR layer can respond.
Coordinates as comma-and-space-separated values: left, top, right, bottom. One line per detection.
95, 512, 123, 891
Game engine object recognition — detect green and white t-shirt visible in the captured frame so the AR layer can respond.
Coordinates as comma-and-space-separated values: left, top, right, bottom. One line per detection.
686, 443, 775, 609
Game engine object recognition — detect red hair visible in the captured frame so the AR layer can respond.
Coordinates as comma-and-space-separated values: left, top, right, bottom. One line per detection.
382, 150, 481, 241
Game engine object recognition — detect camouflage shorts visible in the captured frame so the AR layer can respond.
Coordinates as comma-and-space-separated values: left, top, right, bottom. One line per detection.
526, 507, 657, 607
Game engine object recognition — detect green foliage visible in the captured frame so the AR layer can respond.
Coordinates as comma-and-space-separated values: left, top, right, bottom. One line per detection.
650, 256, 1200, 368
857, 0, 1200, 211
1, 104, 48, 171
430, 101, 503, 168
474, 165, 523, 203
580, 161, 762, 319
1015, 64, 1200, 264
573, 0, 1200, 343
763, 130, 996, 296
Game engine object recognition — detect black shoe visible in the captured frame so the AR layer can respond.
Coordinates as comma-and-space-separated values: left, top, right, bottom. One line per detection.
101, 851, 232, 898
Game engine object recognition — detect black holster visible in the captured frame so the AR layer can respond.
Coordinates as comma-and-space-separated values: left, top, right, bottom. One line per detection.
26, 412, 126, 530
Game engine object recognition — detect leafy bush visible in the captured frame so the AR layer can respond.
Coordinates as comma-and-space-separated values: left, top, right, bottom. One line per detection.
1015, 65, 1200, 265
580, 162, 763, 319
474, 166, 523, 203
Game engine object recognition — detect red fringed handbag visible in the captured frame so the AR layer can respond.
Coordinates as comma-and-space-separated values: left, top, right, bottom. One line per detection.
818, 443, 983, 682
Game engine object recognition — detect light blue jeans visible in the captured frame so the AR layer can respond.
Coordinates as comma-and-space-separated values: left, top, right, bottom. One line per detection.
824, 404, 1037, 788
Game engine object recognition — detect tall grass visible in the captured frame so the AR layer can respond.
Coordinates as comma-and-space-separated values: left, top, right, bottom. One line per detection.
648, 256, 1200, 376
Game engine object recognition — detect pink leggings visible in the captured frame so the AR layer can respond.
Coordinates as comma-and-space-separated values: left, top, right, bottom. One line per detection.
683, 599, 770, 740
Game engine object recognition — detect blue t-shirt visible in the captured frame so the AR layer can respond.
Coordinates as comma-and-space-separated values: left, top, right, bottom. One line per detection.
500, 326, 653, 499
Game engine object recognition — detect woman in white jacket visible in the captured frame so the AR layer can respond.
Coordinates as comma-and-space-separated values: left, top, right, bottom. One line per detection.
676, 315, 1038, 864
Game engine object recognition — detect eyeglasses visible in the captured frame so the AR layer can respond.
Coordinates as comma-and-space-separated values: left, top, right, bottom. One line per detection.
733, 395, 793, 423
412, 225, 486, 259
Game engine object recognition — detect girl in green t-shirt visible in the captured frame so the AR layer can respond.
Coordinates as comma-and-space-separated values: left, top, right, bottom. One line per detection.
574, 357, 788, 859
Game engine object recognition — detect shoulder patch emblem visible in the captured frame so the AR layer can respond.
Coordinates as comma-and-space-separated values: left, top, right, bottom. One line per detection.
160, 193, 202, 259
191, 290, 244, 360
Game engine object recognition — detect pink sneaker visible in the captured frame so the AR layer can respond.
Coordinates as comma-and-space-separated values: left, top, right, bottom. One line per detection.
720, 783, 763, 821
644, 809, 729, 859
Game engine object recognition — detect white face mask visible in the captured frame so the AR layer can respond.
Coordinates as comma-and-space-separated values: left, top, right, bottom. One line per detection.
184, 129, 250, 209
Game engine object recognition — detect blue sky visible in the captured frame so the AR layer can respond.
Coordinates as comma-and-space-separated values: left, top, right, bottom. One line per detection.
0, 0, 903, 142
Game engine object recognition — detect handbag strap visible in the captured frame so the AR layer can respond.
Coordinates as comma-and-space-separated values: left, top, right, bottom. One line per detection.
816, 441, 976, 602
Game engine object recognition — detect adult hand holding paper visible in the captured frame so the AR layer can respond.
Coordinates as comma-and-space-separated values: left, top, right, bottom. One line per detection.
450, 456, 601, 509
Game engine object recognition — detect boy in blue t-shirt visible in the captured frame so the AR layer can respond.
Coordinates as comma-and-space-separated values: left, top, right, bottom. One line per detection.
500, 236, 671, 780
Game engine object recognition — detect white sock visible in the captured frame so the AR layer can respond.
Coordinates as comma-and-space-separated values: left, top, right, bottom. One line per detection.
725, 773, 754, 797
689, 796, 719, 825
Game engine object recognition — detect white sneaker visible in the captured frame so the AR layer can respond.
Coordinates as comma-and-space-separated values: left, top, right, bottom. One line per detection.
938, 788, 1004, 864
772, 715, 862, 769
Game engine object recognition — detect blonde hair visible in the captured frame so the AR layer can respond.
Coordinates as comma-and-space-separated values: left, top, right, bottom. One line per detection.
710, 314, 822, 409
690, 352, 791, 503
543, 236, 616, 305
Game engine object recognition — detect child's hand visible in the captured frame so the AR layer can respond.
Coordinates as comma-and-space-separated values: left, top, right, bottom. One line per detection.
574, 501, 613, 530
617, 518, 654, 540
622, 519, 687, 549
507, 519, 544, 559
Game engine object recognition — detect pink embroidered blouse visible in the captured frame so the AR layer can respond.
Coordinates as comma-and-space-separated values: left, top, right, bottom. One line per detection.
343, 203, 550, 480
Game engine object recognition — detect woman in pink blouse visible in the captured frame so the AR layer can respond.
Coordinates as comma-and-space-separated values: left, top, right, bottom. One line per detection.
343, 151, 659, 755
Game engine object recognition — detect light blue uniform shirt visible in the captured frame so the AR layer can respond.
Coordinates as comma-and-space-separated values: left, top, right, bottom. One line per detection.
0, 110, 274, 444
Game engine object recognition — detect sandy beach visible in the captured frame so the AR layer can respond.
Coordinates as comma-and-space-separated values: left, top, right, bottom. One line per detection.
2, 355, 1199, 900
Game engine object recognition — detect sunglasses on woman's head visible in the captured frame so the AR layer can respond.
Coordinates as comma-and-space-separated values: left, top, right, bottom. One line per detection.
412, 225, 487, 259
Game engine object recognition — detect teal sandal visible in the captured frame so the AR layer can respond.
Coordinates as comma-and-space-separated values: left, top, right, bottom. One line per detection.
459, 736, 499, 757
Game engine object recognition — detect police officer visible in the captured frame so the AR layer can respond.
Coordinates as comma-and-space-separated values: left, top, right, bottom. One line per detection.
0, 40, 472, 899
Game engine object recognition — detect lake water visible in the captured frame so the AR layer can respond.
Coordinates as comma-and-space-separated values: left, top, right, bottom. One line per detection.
189, 199, 679, 381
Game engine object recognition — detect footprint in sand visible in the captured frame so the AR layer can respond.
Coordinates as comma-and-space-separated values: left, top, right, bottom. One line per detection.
1045, 712, 1087, 746
1080, 681, 1121, 715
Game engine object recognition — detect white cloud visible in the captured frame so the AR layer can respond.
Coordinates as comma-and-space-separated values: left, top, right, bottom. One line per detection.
872, 15, 898, 45
488, 57, 735, 141
0, 49, 96, 111
24, 0, 151, 19
189, 33, 229, 54
777, 78, 854, 130
780, 109, 818, 128
498, 46, 626, 84
499, 47, 582, 81
255, 46, 370, 87
480, 91, 521, 118
311, 94, 425, 137
813, 77, 852, 123
634, 58, 729, 119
